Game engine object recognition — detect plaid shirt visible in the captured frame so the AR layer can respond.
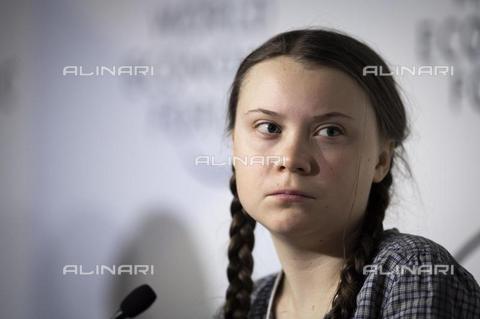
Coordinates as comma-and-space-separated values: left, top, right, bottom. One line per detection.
215, 228, 480, 318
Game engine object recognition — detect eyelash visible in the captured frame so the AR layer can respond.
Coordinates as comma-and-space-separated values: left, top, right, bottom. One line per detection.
254, 121, 344, 137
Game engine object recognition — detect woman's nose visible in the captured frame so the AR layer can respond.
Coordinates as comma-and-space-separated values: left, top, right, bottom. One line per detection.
275, 136, 315, 175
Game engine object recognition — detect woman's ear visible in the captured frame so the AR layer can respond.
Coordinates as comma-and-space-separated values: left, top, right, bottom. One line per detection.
372, 139, 395, 183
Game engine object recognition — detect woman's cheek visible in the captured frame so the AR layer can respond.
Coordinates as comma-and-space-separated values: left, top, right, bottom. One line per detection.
235, 166, 261, 214
235, 169, 251, 212
320, 149, 351, 176
325, 156, 362, 199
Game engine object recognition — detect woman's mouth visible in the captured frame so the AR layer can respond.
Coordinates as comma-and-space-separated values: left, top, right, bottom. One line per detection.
268, 189, 316, 202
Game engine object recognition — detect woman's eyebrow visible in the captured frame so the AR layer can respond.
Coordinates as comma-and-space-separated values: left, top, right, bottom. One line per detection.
244, 108, 354, 121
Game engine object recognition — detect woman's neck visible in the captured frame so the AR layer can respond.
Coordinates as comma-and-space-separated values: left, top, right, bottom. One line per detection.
270, 231, 347, 319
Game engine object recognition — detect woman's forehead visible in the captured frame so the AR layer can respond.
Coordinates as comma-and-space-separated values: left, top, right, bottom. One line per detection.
239, 56, 369, 121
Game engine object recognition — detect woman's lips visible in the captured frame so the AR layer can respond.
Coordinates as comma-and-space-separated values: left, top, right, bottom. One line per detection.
268, 190, 316, 202
268, 189, 316, 198
270, 194, 314, 203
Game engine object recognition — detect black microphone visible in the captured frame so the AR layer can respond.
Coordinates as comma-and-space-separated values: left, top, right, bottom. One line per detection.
111, 284, 157, 319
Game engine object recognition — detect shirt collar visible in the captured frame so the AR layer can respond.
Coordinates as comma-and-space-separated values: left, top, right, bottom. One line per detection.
265, 271, 283, 319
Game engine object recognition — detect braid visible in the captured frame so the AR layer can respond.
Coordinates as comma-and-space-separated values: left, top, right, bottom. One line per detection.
325, 169, 394, 319
223, 166, 257, 319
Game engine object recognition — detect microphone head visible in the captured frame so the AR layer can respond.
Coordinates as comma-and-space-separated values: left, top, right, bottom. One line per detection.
120, 284, 157, 317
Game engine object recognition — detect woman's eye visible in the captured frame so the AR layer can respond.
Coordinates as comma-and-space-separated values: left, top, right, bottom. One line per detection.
317, 126, 343, 137
255, 122, 281, 135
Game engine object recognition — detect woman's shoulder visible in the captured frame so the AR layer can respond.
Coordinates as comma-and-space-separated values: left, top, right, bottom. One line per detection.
374, 227, 462, 267
212, 273, 278, 319
251, 272, 278, 302
361, 227, 480, 318
248, 272, 279, 317
372, 227, 479, 287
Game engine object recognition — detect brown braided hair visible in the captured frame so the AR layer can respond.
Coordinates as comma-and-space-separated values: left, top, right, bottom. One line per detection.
221, 28, 411, 319
223, 167, 257, 319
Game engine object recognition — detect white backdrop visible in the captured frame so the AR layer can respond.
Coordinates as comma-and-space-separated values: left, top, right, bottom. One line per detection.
1, 0, 479, 318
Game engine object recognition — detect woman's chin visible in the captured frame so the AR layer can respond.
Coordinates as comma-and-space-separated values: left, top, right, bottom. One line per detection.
261, 209, 319, 235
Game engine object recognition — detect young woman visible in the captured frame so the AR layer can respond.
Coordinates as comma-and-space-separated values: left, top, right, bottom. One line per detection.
215, 29, 480, 319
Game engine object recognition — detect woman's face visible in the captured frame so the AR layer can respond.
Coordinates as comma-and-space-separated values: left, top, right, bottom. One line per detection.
232, 56, 393, 241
